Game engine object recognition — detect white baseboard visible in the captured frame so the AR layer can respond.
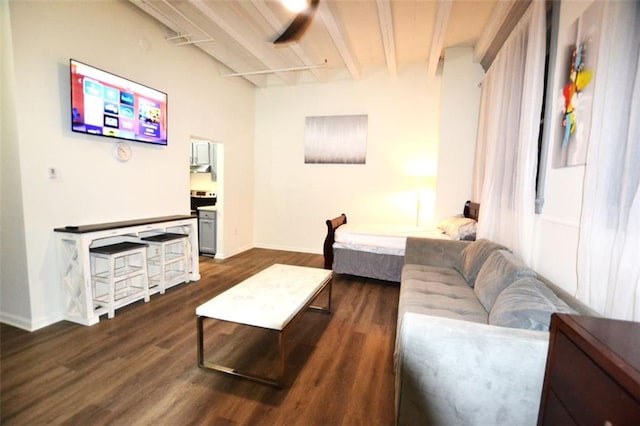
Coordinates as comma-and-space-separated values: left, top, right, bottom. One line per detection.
0, 310, 63, 332
213, 243, 254, 259
254, 243, 322, 255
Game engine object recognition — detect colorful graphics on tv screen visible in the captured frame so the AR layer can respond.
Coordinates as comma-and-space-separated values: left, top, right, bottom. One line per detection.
70, 59, 168, 145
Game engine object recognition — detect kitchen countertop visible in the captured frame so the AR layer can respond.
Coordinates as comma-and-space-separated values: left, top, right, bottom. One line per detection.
198, 205, 218, 212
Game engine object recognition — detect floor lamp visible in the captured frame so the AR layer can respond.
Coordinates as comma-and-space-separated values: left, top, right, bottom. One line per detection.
409, 175, 435, 227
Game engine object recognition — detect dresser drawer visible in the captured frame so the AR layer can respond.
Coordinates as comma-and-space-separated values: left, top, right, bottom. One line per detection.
541, 390, 576, 426
548, 330, 640, 425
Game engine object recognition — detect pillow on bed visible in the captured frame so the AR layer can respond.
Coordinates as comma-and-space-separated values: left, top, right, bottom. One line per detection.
437, 215, 477, 241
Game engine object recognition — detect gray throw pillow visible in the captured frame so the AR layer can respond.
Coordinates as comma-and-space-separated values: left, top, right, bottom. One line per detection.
489, 277, 577, 331
474, 250, 536, 311
456, 239, 507, 287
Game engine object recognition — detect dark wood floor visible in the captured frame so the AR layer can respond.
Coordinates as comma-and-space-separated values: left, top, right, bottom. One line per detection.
1, 249, 399, 425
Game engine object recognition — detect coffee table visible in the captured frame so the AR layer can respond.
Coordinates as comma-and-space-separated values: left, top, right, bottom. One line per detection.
196, 263, 333, 387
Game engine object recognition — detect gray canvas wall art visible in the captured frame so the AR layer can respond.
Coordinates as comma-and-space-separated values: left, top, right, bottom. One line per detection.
304, 114, 368, 164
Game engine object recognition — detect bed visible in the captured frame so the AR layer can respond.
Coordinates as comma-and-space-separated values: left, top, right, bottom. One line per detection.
323, 201, 480, 282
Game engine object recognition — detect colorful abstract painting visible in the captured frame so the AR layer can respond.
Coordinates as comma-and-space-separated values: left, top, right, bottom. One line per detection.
554, 1, 602, 168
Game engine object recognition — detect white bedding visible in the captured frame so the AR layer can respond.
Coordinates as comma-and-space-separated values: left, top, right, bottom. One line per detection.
333, 223, 449, 256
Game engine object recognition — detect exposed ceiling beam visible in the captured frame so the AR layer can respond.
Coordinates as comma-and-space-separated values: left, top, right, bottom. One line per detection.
130, 0, 265, 87
131, 0, 179, 33
248, 0, 328, 83
427, 0, 453, 76
376, 0, 397, 77
158, 0, 215, 44
473, 0, 516, 65
476, 0, 532, 70
188, 0, 296, 85
318, 1, 361, 80
132, 0, 503, 87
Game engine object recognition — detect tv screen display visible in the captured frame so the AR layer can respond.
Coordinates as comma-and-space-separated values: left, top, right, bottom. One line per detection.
70, 59, 168, 145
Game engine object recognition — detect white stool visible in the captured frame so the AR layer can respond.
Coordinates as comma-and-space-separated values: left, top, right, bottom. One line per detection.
90, 241, 150, 319
141, 233, 189, 294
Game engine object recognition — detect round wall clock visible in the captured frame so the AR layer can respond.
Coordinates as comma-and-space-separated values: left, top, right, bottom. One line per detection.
114, 142, 132, 162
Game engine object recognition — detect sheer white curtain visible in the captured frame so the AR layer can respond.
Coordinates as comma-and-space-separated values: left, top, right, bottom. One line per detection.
576, 1, 640, 321
472, 0, 546, 265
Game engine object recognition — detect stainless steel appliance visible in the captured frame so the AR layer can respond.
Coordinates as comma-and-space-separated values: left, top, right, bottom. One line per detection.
190, 190, 216, 214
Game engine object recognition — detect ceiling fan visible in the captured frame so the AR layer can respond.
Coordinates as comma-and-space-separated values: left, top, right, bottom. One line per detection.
273, 0, 320, 44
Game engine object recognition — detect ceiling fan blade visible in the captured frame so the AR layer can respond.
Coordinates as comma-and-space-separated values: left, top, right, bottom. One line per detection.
273, 0, 320, 44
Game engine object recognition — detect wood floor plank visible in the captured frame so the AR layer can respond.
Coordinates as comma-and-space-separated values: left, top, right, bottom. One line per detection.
0, 248, 397, 425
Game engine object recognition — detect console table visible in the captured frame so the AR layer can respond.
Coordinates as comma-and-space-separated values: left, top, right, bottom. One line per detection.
54, 215, 200, 326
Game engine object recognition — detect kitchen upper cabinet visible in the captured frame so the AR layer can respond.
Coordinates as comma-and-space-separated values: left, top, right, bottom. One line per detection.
189, 139, 218, 181
191, 141, 211, 166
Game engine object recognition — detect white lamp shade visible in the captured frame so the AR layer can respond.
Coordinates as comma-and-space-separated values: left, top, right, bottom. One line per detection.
282, 0, 308, 13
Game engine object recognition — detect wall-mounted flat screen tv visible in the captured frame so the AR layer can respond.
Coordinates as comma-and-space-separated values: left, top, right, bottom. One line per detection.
70, 59, 168, 145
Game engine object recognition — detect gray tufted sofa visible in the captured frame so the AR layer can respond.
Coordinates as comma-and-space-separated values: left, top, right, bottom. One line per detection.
394, 238, 597, 426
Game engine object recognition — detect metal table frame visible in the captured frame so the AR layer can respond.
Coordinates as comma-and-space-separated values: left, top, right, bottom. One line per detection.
197, 274, 332, 388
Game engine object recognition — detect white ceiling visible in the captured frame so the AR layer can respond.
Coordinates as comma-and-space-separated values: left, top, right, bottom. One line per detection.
130, 0, 526, 87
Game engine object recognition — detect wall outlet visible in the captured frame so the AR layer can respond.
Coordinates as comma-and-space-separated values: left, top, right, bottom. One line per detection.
48, 167, 57, 179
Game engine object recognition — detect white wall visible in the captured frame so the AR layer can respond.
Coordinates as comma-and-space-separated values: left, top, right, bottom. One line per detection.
532, 1, 592, 294
254, 65, 443, 253
1, 0, 32, 325
436, 47, 485, 220
2, 0, 255, 330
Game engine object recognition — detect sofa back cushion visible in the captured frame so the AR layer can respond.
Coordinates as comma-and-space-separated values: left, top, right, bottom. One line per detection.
489, 277, 577, 330
474, 250, 536, 311
456, 239, 507, 287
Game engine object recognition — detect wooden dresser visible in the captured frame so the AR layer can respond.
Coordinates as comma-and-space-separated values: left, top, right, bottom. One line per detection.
537, 314, 640, 425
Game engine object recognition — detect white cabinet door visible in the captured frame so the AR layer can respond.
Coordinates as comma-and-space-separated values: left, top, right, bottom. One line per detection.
192, 142, 210, 165
198, 211, 216, 255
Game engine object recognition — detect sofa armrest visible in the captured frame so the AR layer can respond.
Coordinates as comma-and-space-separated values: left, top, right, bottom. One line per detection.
404, 237, 470, 268
395, 313, 549, 426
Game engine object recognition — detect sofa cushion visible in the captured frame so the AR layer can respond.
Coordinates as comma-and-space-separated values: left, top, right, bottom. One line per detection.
489, 277, 577, 331
456, 239, 507, 287
474, 250, 536, 311
400, 265, 488, 324
402, 264, 465, 284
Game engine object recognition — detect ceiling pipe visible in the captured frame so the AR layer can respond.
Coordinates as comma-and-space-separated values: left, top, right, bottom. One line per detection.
221, 60, 327, 78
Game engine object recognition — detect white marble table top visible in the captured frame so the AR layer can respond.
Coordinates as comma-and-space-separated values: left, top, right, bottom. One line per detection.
195, 264, 333, 331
